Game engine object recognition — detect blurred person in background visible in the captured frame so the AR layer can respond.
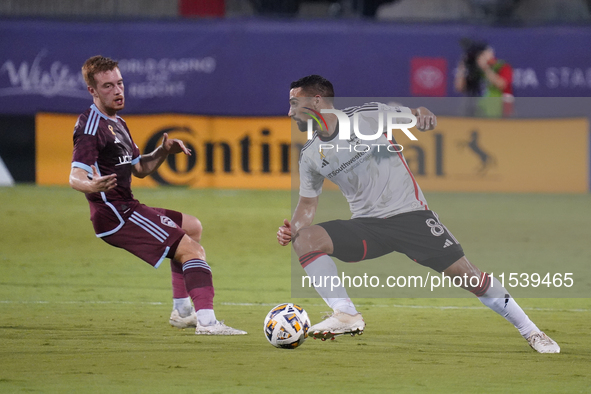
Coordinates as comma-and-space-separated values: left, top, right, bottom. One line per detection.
454, 39, 514, 117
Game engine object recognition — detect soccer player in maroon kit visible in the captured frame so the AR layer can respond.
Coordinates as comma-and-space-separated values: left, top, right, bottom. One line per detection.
69, 55, 246, 335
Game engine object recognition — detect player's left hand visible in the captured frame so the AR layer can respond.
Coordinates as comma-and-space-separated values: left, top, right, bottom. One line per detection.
414, 107, 437, 131
162, 133, 192, 155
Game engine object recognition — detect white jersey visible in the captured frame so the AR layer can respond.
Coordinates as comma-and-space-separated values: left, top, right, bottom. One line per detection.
299, 102, 428, 219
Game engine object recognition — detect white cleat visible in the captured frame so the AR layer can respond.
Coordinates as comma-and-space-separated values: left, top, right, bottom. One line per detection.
195, 320, 247, 336
169, 309, 197, 329
309, 310, 365, 341
527, 331, 560, 353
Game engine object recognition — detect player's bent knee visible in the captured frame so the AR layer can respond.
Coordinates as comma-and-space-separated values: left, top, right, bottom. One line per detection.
174, 234, 206, 263
182, 213, 203, 242
442, 256, 483, 290
292, 226, 332, 257
443, 257, 481, 276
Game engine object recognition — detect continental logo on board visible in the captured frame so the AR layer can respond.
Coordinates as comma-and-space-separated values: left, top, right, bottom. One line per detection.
37, 114, 588, 192
128, 115, 292, 189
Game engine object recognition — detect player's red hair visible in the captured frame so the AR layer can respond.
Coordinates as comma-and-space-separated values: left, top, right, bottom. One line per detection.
82, 56, 119, 88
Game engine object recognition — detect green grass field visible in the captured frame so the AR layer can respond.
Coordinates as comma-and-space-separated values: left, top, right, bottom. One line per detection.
1, 186, 590, 393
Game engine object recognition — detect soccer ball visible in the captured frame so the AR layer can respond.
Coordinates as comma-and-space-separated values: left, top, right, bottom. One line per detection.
264, 303, 310, 349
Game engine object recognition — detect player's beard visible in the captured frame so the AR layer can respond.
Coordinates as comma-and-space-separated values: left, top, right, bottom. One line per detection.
292, 117, 308, 132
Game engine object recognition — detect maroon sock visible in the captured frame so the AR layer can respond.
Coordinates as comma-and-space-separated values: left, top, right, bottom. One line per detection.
171, 260, 189, 299
182, 259, 214, 311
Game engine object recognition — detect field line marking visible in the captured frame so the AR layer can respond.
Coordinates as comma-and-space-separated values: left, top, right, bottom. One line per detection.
221, 302, 591, 312
0, 300, 589, 312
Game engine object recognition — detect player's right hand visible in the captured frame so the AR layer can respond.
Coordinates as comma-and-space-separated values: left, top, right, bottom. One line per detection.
90, 165, 117, 192
162, 133, 192, 156
277, 219, 292, 246
414, 107, 437, 131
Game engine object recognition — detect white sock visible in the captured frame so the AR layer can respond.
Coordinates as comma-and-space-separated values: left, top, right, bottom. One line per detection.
303, 254, 358, 316
173, 297, 193, 317
196, 309, 217, 326
328, 298, 359, 316
478, 277, 539, 338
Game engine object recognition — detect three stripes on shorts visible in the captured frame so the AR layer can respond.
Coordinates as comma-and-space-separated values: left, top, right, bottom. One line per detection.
129, 211, 169, 243
128, 211, 212, 273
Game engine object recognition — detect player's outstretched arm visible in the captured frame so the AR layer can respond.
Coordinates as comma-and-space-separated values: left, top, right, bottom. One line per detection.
132, 133, 192, 178
69, 165, 117, 194
411, 107, 437, 131
277, 196, 318, 246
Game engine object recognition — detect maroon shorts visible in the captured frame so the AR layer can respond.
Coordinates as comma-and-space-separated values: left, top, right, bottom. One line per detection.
102, 205, 185, 268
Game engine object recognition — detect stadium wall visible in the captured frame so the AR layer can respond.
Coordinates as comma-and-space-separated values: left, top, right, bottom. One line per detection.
2, 19, 591, 116
2, 19, 590, 192
0, 116, 35, 185
0, 113, 588, 192
28, 113, 590, 193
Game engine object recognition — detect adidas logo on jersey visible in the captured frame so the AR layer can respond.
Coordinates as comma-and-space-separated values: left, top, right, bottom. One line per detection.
443, 239, 454, 248
319, 148, 330, 167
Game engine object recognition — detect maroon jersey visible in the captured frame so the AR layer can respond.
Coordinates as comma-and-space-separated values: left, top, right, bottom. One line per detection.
72, 104, 141, 237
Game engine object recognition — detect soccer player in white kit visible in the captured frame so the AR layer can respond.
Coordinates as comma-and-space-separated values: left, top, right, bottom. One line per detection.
277, 75, 559, 353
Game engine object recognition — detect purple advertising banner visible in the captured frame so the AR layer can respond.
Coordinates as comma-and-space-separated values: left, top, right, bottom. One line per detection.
1, 19, 591, 116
